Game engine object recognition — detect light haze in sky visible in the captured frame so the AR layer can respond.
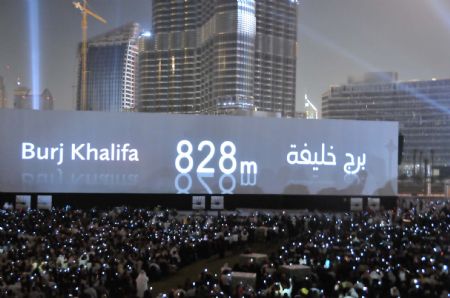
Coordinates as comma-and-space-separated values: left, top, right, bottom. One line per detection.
1, 0, 450, 113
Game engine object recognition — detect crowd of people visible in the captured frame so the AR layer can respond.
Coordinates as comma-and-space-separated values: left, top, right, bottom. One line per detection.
160, 200, 450, 298
0, 199, 449, 297
0, 207, 292, 297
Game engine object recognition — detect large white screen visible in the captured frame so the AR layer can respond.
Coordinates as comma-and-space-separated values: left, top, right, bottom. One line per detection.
0, 110, 398, 196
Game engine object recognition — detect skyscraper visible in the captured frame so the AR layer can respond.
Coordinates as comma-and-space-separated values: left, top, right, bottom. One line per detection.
0, 76, 6, 108
304, 94, 318, 119
76, 23, 140, 112
139, 0, 298, 116
322, 72, 450, 180
14, 85, 53, 110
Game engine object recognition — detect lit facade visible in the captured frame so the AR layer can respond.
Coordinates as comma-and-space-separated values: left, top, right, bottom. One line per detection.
304, 94, 318, 119
13, 86, 53, 110
139, 0, 298, 116
77, 23, 140, 112
0, 76, 6, 108
322, 73, 450, 178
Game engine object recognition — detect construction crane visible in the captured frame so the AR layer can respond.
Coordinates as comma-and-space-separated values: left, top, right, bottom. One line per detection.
72, 1, 107, 110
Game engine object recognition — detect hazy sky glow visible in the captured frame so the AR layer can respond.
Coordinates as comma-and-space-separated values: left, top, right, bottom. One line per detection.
1, 0, 450, 112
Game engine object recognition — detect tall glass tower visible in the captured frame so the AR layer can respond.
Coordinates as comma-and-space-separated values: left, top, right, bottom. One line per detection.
139, 0, 298, 116
76, 23, 140, 112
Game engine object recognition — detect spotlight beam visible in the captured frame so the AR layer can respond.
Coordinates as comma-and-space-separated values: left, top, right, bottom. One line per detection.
27, 0, 40, 110
301, 24, 450, 115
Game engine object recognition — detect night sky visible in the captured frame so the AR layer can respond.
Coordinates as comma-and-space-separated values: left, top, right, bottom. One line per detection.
1, 0, 450, 113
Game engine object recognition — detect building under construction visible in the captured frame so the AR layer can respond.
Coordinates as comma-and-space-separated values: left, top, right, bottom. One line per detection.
75, 23, 140, 112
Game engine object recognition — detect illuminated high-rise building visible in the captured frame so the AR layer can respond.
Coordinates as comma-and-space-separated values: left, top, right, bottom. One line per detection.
322, 72, 450, 179
76, 23, 140, 111
304, 94, 318, 119
139, 0, 298, 116
0, 76, 6, 108
13, 84, 53, 110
